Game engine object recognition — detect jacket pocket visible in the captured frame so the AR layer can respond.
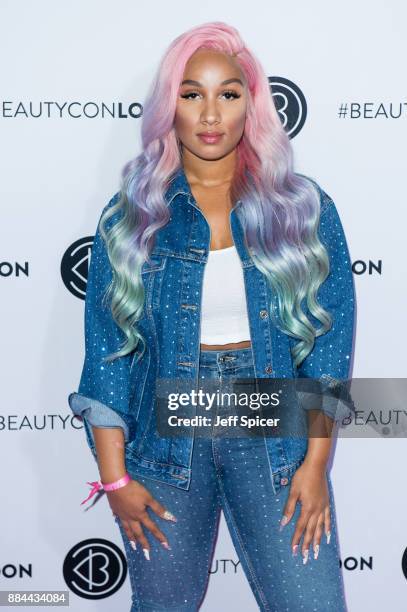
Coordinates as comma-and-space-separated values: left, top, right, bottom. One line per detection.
141, 255, 167, 312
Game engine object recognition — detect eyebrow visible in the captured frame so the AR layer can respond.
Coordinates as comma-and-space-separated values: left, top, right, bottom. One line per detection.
180, 78, 244, 87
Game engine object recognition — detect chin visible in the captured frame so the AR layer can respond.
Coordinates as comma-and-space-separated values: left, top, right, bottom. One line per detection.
195, 143, 233, 157
198, 150, 231, 161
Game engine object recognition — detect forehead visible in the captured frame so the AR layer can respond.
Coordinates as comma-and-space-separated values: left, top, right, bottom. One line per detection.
182, 49, 244, 81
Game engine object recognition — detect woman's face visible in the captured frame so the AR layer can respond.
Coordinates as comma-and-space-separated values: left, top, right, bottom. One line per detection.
174, 49, 248, 162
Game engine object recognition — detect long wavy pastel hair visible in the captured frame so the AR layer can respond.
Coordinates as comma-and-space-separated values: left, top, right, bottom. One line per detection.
99, 21, 332, 368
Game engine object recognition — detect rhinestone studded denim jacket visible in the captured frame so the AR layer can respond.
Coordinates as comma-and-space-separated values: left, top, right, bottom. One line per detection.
68, 167, 356, 494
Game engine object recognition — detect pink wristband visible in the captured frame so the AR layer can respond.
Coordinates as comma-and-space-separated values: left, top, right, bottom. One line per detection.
80, 473, 131, 506
103, 473, 131, 491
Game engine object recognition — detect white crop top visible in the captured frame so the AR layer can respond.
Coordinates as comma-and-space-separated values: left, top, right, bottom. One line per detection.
200, 245, 251, 344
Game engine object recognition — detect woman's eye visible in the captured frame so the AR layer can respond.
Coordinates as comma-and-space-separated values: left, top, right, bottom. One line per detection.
222, 90, 241, 100
180, 92, 200, 100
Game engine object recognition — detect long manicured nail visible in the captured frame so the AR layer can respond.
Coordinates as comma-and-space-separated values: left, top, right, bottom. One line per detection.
292, 544, 299, 557
279, 515, 289, 531
302, 549, 309, 565
314, 544, 320, 559
143, 548, 150, 561
161, 541, 171, 550
130, 540, 137, 550
326, 531, 331, 544
163, 510, 177, 522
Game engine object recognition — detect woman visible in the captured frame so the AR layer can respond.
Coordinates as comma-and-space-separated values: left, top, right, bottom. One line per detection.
69, 21, 355, 611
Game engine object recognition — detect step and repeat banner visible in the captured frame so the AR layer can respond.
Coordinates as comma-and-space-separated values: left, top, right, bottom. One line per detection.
2, 1, 406, 610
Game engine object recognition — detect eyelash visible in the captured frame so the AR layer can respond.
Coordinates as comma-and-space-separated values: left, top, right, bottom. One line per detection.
180, 90, 241, 101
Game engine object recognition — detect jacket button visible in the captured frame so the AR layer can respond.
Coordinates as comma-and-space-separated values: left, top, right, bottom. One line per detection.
265, 365, 272, 374
280, 477, 289, 486
259, 309, 268, 319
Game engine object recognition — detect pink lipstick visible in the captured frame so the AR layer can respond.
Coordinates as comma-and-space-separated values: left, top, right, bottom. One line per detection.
197, 132, 224, 144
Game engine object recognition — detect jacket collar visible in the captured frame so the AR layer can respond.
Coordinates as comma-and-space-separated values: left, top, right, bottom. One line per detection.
159, 165, 252, 267
164, 166, 191, 204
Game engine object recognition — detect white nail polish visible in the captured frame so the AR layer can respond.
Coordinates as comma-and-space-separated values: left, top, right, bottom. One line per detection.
143, 548, 150, 561
302, 549, 309, 565
279, 515, 289, 531
326, 531, 331, 544
314, 544, 319, 559
130, 540, 137, 550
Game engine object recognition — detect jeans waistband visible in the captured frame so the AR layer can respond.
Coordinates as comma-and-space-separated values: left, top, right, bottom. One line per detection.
198, 346, 253, 371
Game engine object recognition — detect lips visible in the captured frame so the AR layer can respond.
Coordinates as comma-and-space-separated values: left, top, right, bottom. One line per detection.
197, 132, 224, 144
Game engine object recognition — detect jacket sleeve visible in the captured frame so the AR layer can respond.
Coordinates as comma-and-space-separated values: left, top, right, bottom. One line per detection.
293, 187, 356, 421
68, 193, 134, 460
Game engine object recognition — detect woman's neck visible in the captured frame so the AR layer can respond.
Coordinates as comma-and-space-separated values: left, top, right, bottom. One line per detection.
181, 147, 236, 189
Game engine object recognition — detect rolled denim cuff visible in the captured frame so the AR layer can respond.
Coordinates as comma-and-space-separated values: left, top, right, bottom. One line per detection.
68, 392, 130, 448
297, 374, 355, 422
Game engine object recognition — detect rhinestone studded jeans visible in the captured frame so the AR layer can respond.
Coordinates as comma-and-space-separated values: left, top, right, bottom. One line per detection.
114, 346, 348, 612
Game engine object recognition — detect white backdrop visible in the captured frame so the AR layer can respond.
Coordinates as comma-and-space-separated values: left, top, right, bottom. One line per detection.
1, 1, 406, 610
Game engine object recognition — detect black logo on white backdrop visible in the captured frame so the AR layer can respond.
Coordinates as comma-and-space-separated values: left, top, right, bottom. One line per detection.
63, 538, 127, 599
268, 76, 307, 139
401, 547, 407, 581
61, 236, 93, 300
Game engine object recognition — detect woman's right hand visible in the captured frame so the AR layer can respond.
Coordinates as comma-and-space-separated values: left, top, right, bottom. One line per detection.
106, 479, 177, 559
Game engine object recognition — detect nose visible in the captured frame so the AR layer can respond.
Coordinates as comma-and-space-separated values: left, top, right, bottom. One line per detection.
200, 96, 221, 126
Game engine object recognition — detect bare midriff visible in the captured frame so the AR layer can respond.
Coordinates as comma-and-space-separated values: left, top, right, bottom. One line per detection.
200, 339, 251, 350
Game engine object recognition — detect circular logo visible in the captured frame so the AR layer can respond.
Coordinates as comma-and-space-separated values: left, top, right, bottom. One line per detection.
268, 76, 307, 139
402, 547, 407, 580
63, 538, 127, 600
61, 236, 94, 300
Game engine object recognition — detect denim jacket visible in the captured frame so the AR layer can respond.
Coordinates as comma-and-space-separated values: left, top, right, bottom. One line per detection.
68, 167, 356, 494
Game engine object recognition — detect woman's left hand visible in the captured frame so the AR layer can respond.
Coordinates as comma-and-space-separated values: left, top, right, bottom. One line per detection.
279, 459, 331, 564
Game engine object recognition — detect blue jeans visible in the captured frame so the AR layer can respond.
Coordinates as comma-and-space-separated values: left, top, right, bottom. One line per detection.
114, 347, 347, 611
